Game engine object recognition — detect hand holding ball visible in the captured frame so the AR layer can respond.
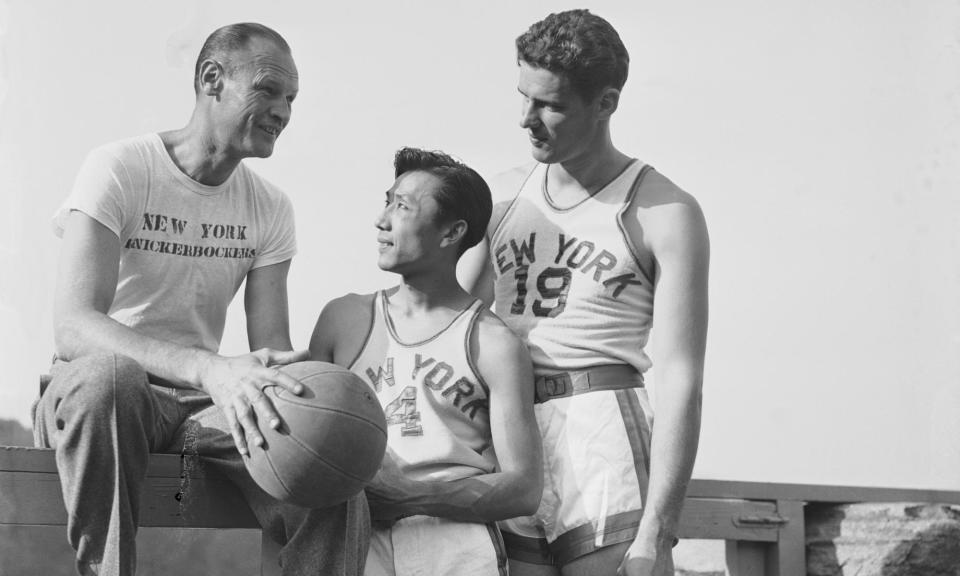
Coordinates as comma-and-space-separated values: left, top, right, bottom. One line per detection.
244, 361, 387, 508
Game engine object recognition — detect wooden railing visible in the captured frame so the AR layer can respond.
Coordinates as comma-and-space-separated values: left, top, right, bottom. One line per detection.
0, 446, 280, 575
3, 446, 959, 576
680, 479, 960, 575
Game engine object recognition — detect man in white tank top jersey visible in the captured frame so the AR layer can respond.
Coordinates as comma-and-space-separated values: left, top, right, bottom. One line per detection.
310, 148, 543, 576
461, 10, 710, 576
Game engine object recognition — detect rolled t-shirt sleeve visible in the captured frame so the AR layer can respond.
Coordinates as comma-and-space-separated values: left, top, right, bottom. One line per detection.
52, 146, 132, 239
252, 189, 297, 270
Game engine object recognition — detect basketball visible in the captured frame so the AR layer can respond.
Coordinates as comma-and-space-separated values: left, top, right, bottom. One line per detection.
245, 361, 387, 509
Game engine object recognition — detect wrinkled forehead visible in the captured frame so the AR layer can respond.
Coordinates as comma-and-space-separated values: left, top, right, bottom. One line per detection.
235, 37, 299, 81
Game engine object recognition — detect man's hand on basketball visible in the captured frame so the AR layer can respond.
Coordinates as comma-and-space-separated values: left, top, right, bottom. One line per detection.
202, 348, 310, 456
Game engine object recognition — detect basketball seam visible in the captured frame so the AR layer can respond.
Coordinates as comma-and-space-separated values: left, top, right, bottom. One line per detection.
263, 450, 296, 501
273, 396, 387, 430
285, 433, 376, 482
273, 368, 339, 381
263, 364, 388, 497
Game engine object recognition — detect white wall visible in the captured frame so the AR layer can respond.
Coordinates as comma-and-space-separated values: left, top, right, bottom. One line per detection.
1, 0, 958, 490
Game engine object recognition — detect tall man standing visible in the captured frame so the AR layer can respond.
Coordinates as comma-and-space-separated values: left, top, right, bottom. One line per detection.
35, 23, 367, 576
462, 10, 710, 576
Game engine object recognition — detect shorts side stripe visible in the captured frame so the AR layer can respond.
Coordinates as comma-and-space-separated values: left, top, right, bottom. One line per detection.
486, 523, 509, 576
500, 530, 556, 566
615, 389, 651, 503
549, 509, 643, 566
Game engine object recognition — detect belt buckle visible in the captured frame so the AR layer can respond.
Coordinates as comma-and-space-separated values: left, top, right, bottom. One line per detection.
541, 372, 571, 400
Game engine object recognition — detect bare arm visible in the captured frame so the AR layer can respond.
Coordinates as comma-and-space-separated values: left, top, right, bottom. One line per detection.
365, 315, 542, 524
245, 259, 295, 351
621, 195, 710, 574
54, 211, 215, 385
458, 237, 495, 306
307, 300, 336, 363
54, 211, 305, 455
459, 165, 532, 306
308, 293, 374, 365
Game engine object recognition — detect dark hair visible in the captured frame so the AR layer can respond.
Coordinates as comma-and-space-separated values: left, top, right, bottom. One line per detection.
194, 23, 290, 94
516, 9, 629, 101
393, 147, 492, 256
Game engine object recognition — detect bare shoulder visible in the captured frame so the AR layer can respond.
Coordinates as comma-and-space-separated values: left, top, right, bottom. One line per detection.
489, 164, 536, 202
309, 292, 377, 364
322, 292, 376, 320
469, 308, 532, 388
487, 163, 537, 234
473, 308, 524, 347
629, 168, 709, 255
634, 169, 701, 212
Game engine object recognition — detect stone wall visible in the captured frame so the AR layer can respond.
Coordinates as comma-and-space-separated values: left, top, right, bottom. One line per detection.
807, 503, 960, 576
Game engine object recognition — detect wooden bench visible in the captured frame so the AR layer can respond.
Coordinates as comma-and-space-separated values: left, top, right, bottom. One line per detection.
0, 446, 803, 575
5, 445, 960, 576
0, 446, 808, 575
0, 446, 282, 576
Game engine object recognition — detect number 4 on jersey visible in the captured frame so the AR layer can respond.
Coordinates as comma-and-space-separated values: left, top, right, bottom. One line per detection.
383, 386, 423, 436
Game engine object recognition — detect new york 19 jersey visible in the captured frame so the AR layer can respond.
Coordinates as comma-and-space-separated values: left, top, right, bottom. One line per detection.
490, 161, 656, 377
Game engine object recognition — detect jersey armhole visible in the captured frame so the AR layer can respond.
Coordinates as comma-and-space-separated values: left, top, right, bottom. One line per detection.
488, 164, 539, 249
616, 165, 658, 288
345, 292, 378, 371
464, 302, 491, 398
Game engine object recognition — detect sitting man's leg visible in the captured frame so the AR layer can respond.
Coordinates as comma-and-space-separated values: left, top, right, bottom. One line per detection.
172, 393, 371, 576
34, 353, 166, 576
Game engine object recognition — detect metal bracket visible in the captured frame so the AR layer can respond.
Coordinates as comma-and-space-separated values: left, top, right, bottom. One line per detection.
734, 514, 789, 528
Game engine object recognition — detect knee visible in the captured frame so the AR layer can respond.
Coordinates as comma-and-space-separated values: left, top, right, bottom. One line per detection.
50, 353, 151, 415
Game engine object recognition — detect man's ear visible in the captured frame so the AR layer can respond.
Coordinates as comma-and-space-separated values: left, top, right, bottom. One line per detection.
597, 87, 621, 119
440, 220, 468, 250
198, 58, 224, 97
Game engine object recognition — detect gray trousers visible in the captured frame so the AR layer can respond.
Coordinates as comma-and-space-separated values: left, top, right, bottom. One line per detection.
33, 353, 370, 576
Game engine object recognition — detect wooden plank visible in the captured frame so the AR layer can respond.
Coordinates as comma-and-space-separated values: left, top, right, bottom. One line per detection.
0, 446, 276, 571
0, 470, 258, 528
768, 499, 805, 576
0, 471, 66, 525
678, 498, 779, 542
0, 446, 187, 478
688, 478, 960, 505
9, 448, 959, 505
0, 446, 61, 474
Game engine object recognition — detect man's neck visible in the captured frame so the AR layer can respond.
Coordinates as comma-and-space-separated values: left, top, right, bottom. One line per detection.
392, 270, 470, 315
384, 270, 474, 342
550, 130, 632, 197
159, 120, 241, 187
548, 148, 633, 206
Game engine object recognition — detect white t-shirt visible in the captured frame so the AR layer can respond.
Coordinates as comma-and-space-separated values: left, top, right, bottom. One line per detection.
53, 133, 297, 353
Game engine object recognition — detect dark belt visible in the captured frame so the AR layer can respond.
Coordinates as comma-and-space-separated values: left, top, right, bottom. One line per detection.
534, 364, 644, 404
